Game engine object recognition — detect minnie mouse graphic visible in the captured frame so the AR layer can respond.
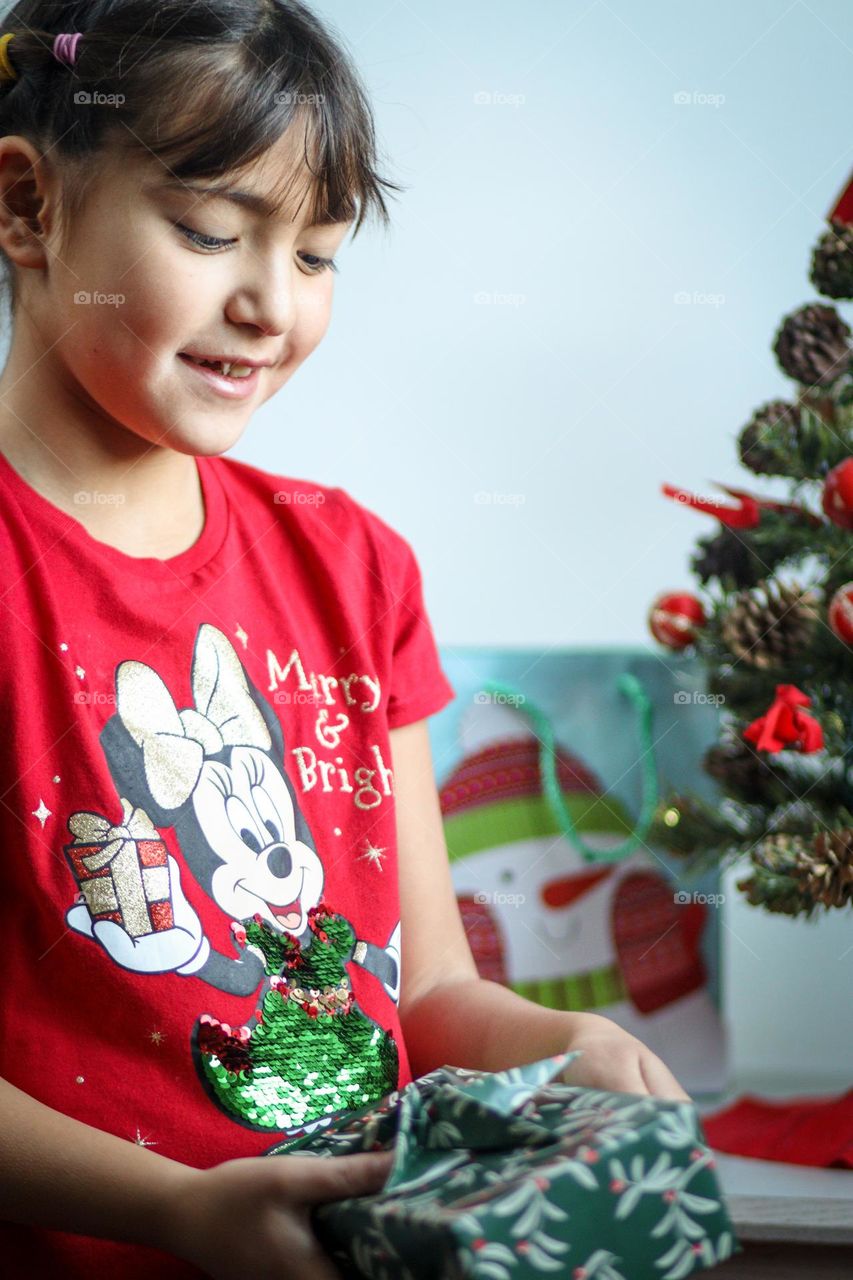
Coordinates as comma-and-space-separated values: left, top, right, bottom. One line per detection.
64, 624, 401, 1137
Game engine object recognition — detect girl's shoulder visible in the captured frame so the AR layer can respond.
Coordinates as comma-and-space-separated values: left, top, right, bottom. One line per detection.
211, 454, 416, 570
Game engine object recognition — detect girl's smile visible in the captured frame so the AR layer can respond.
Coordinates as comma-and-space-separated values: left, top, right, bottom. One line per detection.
177, 351, 264, 401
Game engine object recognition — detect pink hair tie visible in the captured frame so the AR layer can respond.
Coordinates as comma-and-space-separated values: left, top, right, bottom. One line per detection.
52, 32, 82, 69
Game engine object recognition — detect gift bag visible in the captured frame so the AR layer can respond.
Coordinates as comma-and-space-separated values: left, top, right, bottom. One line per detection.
430, 648, 728, 1096
266, 1051, 741, 1279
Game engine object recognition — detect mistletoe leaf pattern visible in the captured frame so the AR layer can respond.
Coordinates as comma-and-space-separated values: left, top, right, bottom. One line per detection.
266, 1054, 739, 1277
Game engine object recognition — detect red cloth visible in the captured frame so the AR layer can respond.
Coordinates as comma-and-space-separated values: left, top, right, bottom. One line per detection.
0, 450, 455, 1276
702, 1088, 853, 1168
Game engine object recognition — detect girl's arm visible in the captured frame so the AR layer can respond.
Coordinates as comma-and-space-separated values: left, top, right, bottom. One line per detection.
390, 720, 691, 1101
0, 1071, 393, 1276
0, 1071, 192, 1252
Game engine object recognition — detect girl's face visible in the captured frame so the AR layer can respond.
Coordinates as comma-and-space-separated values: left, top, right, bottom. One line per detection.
24, 126, 353, 458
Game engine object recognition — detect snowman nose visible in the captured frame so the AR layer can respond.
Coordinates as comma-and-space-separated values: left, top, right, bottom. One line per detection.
541, 866, 612, 908
265, 843, 294, 880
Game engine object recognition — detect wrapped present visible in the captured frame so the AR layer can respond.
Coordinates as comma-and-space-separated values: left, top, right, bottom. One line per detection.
266, 1051, 741, 1279
64, 797, 174, 938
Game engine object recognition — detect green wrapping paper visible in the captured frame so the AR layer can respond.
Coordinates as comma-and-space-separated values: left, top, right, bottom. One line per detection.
266, 1051, 742, 1279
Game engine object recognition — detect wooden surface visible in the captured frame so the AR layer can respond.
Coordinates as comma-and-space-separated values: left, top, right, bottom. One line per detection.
707, 1191, 853, 1277
713, 1241, 853, 1278
727, 1193, 853, 1246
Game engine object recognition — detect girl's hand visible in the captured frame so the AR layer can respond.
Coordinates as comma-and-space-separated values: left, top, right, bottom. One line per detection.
558, 1013, 692, 1103
167, 1149, 394, 1279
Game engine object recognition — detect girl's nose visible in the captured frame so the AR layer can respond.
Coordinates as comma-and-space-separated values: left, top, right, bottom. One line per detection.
226, 262, 297, 339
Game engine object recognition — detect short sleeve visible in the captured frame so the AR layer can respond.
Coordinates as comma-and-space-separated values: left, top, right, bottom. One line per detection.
385, 533, 456, 728
330, 488, 456, 728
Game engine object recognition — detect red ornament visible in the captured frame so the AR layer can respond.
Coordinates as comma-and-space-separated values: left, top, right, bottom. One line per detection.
822, 458, 853, 530
828, 582, 853, 644
648, 591, 706, 650
743, 684, 824, 755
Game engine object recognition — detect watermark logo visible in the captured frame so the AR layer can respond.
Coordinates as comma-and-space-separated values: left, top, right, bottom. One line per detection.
473, 889, 526, 907
474, 90, 526, 108
74, 490, 126, 507
274, 490, 327, 506
669, 488, 725, 506
73, 291, 125, 308
673, 90, 725, 108
674, 889, 725, 907
474, 290, 526, 307
674, 290, 725, 307
73, 90, 125, 107
274, 91, 326, 106
474, 690, 526, 707
474, 490, 526, 507
273, 690, 322, 706
673, 690, 725, 707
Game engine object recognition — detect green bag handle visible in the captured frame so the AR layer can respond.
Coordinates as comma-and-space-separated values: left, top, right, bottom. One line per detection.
478, 673, 659, 865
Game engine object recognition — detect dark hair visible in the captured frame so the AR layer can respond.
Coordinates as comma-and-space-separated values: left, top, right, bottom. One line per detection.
0, 0, 402, 313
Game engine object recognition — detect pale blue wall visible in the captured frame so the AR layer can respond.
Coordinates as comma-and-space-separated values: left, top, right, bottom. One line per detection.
240, 0, 853, 651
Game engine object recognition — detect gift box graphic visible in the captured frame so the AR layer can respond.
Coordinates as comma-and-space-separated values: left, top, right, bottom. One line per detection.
64, 797, 174, 938
266, 1051, 741, 1279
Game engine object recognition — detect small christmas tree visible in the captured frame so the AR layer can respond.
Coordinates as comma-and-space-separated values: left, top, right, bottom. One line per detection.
646, 174, 853, 919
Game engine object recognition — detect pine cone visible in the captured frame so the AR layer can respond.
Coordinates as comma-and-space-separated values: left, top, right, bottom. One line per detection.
720, 578, 819, 669
737, 400, 802, 476
691, 529, 762, 590
773, 303, 851, 387
703, 739, 784, 806
810, 221, 853, 300
800, 827, 853, 908
737, 832, 815, 916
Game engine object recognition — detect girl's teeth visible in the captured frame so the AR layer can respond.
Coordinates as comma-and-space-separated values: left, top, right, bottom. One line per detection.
189, 356, 254, 379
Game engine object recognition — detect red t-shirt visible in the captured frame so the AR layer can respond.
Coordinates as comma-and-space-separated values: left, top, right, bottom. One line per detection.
0, 449, 455, 1276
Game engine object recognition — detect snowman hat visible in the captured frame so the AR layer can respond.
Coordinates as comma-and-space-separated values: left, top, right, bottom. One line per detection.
439, 736, 634, 864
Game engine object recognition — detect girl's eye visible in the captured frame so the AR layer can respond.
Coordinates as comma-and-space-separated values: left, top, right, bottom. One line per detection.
298, 252, 339, 275
176, 222, 236, 251
175, 223, 338, 274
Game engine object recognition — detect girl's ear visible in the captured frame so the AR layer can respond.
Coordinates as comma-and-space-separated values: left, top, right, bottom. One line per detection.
0, 136, 55, 270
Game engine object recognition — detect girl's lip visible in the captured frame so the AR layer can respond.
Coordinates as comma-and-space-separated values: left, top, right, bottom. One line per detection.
177, 352, 261, 400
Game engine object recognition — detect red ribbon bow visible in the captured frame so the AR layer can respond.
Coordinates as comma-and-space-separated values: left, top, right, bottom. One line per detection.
829, 171, 853, 226
662, 482, 821, 530
743, 684, 824, 755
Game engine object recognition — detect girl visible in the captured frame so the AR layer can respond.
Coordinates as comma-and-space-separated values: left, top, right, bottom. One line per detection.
0, 2, 689, 1277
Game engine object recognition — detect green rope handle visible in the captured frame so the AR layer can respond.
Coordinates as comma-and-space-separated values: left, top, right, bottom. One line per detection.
478, 673, 659, 864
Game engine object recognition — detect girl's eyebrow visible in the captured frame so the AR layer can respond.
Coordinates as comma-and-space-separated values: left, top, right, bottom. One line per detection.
152, 178, 345, 227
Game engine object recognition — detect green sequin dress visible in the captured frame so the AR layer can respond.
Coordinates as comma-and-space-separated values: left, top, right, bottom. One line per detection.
193, 903, 399, 1134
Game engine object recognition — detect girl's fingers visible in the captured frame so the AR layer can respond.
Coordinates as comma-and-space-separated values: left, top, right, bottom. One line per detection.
288, 1150, 395, 1204
561, 1049, 649, 1098
639, 1050, 692, 1102
287, 1217, 345, 1280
